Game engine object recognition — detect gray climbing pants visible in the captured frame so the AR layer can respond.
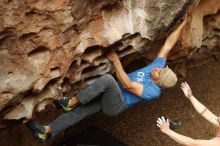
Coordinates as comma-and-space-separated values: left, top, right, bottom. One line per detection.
49, 74, 126, 137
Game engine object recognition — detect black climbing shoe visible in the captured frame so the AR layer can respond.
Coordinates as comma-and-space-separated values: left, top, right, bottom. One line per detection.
26, 121, 50, 143
169, 120, 181, 130
53, 96, 73, 112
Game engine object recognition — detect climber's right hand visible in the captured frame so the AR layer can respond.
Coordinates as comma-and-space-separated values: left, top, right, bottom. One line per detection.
107, 50, 120, 63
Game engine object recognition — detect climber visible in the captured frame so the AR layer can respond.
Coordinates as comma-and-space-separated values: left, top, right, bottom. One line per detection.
157, 82, 220, 146
26, 16, 187, 142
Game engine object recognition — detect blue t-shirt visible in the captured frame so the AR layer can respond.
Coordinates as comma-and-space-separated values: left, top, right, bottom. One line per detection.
117, 57, 166, 108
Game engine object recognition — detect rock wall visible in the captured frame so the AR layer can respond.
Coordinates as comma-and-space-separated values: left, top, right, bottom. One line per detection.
0, 0, 192, 123
0, 0, 219, 145
0, 0, 220, 143
169, 0, 220, 77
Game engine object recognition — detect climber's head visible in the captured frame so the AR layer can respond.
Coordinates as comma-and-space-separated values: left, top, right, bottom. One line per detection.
151, 66, 177, 88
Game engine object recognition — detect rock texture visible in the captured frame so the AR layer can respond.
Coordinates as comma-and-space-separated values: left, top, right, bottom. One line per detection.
0, 0, 220, 145
0, 0, 192, 123
0, 0, 219, 145
169, 0, 220, 77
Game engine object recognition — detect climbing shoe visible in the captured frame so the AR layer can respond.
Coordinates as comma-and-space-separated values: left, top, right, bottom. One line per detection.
26, 121, 50, 143
169, 120, 181, 130
53, 96, 73, 112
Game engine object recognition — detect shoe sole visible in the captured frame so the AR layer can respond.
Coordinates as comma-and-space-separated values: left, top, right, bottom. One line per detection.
26, 121, 46, 142
53, 100, 72, 112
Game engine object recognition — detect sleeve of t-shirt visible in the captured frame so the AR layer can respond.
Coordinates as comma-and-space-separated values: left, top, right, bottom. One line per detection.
140, 85, 160, 101
145, 57, 166, 70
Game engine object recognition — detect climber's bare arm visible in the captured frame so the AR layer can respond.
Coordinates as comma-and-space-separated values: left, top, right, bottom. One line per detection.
181, 82, 219, 128
157, 16, 187, 58
157, 117, 220, 146
107, 51, 143, 96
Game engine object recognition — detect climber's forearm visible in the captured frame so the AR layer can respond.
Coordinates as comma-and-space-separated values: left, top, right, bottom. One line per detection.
157, 17, 187, 58
113, 60, 132, 89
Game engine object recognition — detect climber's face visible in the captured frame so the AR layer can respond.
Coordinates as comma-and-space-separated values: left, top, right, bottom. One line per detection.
151, 68, 162, 81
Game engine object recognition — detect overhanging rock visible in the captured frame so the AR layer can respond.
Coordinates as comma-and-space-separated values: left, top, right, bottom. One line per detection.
0, 0, 219, 127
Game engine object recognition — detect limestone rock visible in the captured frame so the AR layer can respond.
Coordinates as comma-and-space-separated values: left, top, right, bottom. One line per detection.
0, 0, 220, 146
0, 0, 192, 123
0, 0, 219, 130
